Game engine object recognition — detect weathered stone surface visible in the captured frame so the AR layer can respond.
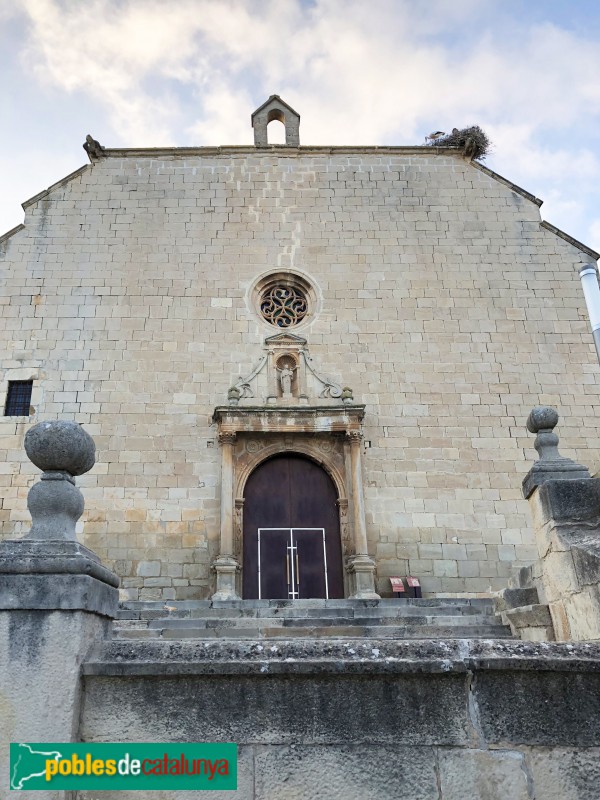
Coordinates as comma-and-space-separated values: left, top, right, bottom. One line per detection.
0, 574, 118, 617
438, 749, 530, 800
0, 539, 118, 582
0, 610, 110, 800
85, 637, 600, 676
254, 745, 438, 800
81, 672, 469, 746
24, 419, 95, 475
528, 748, 600, 800
26, 474, 85, 540
474, 670, 600, 745
571, 535, 600, 585
136, 560, 161, 577
504, 603, 553, 629
564, 586, 600, 640
494, 587, 539, 612
539, 479, 600, 524
0, 540, 119, 616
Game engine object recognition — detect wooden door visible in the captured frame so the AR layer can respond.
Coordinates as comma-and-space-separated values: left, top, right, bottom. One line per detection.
243, 454, 344, 599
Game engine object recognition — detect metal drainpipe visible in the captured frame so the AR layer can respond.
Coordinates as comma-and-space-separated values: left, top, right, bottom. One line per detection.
579, 264, 600, 365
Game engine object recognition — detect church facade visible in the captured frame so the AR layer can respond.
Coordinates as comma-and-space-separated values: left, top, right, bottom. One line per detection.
1, 96, 598, 601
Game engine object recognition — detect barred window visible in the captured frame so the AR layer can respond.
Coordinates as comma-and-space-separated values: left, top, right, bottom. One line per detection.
4, 380, 33, 416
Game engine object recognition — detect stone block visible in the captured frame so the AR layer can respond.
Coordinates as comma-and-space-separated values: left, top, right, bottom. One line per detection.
82, 673, 470, 746
473, 670, 600, 746
565, 586, 600, 640
137, 560, 161, 577
254, 745, 438, 800
528, 747, 600, 800
541, 550, 579, 603
537, 479, 600, 524
504, 604, 553, 630
438, 749, 529, 800
494, 587, 539, 612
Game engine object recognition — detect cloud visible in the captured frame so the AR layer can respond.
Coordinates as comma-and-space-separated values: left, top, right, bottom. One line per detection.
16, 1, 600, 145
7, 0, 600, 250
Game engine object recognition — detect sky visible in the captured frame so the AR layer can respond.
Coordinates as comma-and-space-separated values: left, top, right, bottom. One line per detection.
2, 0, 600, 255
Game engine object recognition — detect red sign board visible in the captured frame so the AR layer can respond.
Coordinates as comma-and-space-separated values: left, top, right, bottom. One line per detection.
390, 577, 405, 592
406, 577, 421, 588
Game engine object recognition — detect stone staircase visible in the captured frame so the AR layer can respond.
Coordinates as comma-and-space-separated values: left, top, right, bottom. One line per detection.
113, 598, 512, 641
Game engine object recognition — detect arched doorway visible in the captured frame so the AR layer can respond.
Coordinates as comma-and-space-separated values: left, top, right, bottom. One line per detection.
242, 454, 344, 599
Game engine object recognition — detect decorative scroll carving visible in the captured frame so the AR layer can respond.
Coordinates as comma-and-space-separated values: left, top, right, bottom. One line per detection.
301, 350, 343, 399
228, 354, 268, 404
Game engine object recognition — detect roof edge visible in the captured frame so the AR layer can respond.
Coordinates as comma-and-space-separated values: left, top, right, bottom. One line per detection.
470, 161, 543, 207
0, 223, 25, 245
94, 144, 471, 158
540, 220, 599, 261
21, 164, 89, 210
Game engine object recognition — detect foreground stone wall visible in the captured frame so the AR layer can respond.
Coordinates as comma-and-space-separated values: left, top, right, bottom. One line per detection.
0, 146, 598, 598
79, 638, 600, 799
529, 478, 600, 640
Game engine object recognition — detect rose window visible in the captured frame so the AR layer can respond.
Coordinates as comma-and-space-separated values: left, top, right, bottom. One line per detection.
260, 285, 308, 328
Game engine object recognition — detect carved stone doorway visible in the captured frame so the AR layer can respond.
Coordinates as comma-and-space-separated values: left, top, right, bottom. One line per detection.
242, 454, 344, 599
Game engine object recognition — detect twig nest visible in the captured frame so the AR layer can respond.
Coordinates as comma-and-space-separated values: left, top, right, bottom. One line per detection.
25, 420, 96, 476
427, 125, 491, 161
526, 406, 559, 434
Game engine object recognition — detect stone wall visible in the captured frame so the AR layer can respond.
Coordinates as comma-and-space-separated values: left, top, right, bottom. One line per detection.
79, 638, 600, 800
528, 478, 600, 640
0, 146, 599, 598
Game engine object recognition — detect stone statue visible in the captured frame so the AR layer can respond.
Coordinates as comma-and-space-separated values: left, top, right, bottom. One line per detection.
277, 364, 296, 395
83, 134, 105, 159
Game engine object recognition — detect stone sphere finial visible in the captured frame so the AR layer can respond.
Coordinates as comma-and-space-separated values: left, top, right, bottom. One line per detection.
25, 420, 95, 476
23, 420, 96, 541
526, 406, 562, 466
526, 406, 559, 435
522, 406, 591, 498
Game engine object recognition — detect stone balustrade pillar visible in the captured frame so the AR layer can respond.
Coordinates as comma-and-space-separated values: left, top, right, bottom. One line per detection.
0, 420, 118, 798
523, 406, 600, 640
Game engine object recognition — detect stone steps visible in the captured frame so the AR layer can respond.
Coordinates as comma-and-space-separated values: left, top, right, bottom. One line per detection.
114, 598, 512, 641
117, 597, 496, 619
114, 624, 512, 640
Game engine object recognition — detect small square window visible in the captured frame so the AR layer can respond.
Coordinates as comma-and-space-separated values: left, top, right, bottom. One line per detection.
4, 380, 33, 416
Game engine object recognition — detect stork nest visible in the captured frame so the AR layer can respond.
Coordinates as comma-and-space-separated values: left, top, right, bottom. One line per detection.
428, 125, 491, 161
